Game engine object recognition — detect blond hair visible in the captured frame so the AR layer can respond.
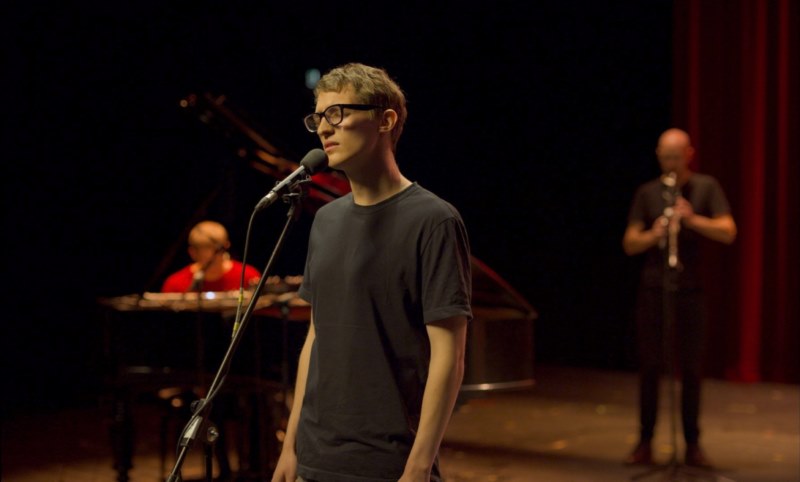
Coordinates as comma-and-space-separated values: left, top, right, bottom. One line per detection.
314, 63, 407, 151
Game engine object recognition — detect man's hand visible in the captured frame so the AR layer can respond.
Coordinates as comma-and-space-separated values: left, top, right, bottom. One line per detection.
270, 449, 298, 482
651, 216, 668, 239
674, 197, 696, 224
672, 196, 737, 244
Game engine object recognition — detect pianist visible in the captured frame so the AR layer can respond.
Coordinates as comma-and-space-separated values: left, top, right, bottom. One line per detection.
161, 220, 261, 293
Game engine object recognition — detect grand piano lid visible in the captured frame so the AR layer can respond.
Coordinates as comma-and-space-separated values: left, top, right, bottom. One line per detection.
179, 92, 350, 213
470, 256, 538, 321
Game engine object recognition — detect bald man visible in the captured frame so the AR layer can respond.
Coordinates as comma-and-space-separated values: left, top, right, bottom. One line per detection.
161, 220, 262, 292
622, 128, 736, 468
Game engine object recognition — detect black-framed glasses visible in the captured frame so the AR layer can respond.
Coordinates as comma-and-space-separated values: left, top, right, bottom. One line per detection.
303, 104, 383, 132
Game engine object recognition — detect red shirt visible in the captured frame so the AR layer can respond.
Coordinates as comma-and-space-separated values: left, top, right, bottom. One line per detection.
161, 260, 261, 292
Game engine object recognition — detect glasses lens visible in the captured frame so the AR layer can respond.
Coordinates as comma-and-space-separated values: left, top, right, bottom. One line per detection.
324, 105, 344, 126
304, 114, 319, 132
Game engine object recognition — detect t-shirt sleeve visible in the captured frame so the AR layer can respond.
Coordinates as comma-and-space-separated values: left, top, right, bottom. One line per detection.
420, 216, 473, 324
627, 185, 647, 225
161, 269, 190, 292
707, 177, 732, 217
161, 276, 178, 292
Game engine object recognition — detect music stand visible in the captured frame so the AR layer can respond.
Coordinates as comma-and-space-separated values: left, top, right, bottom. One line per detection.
631, 176, 735, 482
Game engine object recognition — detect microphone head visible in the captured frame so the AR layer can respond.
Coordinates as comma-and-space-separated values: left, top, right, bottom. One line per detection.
300, 148, 328, 175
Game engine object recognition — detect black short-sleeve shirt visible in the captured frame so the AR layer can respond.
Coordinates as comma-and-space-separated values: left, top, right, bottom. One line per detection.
296, 183, 472, 482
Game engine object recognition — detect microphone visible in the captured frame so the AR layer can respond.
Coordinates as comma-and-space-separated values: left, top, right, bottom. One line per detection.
186, 245, 225, 292
188, 270, 205, 292
254, 148, 328, 211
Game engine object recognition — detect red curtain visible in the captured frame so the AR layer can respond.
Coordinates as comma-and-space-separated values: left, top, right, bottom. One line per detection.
672, 0, 799, 383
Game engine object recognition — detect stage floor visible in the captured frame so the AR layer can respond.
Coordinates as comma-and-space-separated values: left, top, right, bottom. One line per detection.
3, 365, 798, 482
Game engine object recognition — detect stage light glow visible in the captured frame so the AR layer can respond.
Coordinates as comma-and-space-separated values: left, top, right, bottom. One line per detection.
305, 68, 321, 89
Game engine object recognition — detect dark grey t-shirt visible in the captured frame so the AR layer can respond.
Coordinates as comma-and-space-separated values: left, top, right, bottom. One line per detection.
296, 183, 472, 482
627, 172, 731, 289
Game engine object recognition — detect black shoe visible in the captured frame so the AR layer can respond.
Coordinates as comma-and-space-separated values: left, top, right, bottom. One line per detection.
685, 443, 713, 469
625, 442, 654, 465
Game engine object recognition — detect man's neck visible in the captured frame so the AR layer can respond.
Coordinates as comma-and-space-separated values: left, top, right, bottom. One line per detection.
346, 151, 412, 206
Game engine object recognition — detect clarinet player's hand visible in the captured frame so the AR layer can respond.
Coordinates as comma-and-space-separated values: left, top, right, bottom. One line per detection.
674, 197, 696, 226
651, 216, 668, 239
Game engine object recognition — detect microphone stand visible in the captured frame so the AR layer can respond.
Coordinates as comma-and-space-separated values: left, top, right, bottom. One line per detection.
166, 181, 309, 482
176, 247, 228, 480
632, 177, 734, 482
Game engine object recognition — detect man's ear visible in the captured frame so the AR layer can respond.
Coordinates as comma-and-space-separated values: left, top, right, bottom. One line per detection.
378, 109, 398, 133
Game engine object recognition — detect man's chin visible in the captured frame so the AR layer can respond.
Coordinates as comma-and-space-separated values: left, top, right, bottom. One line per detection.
327, 154, 351, 172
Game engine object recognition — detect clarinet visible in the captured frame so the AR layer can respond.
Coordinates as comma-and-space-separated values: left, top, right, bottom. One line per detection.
661, 171, 681, 269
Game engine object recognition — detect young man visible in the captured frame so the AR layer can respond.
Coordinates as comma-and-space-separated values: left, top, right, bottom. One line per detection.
272, 63, 472, 482
622, 128, 736, 468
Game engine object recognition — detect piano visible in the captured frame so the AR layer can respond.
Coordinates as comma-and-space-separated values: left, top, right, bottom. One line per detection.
98, 262, 536, 480
98, 284, 311, 482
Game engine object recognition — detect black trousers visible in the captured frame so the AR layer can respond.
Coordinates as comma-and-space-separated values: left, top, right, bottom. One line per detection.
635, 286, 707, 445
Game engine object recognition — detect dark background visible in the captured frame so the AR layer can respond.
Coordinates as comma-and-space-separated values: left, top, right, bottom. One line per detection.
5, 2, 673, 413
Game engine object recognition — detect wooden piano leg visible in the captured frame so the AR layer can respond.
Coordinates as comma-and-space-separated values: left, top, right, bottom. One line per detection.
109, 390, 134, 482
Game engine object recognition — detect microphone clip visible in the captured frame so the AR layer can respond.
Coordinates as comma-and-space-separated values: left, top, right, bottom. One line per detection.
281, 177, 312, 202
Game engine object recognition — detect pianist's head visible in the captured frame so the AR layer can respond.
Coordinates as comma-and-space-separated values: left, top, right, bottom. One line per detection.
187, 220, 230, 263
